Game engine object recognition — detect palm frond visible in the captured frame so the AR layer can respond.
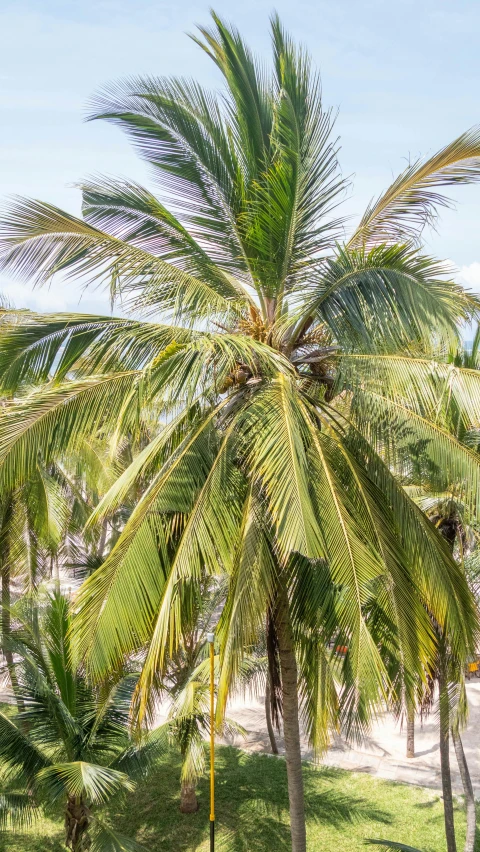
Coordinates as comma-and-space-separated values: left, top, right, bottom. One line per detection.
301, 244, 478, 351
352, 389, 480, 516
90, 819, 147, 852
340, 352, 480, 428
73, 403, 226, 677
0, 199, 247, 323
36, 762, 135, 804
237, 375, 324, 558
0, 713, 50, 781
349, 125, 480, 247
216, 485, 275, 715
0, 312, 195, 391
340, 416, 477, 661
0, 373, 140, 488
0, 792, 41, 833
132, 427, 246, 719
81, 176, 253, 304
88, 74, 252, 282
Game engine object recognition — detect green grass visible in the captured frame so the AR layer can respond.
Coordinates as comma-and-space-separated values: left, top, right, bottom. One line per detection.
0, 746, 477, 851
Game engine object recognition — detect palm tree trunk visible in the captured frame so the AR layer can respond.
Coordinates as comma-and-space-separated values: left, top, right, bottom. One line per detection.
0, 496, 23, 710
406, 701, 415, 759
51, 553, 60, 592
439, 672, 457, 852
97, 518, 108, 564
265, 676, 279, 755
27, 522, 38, 593
275, 590, 306, 852
179, 780, 198, 813
1, 552, 18, 696
451, 728, 476, 852
65, 795, 91, 850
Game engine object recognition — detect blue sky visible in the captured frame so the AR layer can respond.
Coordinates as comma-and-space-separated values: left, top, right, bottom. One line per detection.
1, 0, 479, 315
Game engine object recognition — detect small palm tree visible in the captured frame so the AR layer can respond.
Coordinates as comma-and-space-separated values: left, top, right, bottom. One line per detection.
2, 14, 480, 850
163, 649, 246, 815
148, 579, 261, 813
0, 593, 158, 851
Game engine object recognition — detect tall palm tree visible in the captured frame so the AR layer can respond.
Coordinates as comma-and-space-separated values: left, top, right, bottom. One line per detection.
1, 14, 480, 850
405, 485, 479, 852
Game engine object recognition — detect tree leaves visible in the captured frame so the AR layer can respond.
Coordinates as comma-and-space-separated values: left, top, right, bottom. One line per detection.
0, 11, 478, 782
37, 762, 135, 804
349, 126, 480, 248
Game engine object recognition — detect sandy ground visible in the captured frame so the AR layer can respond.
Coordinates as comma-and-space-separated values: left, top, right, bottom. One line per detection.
156, 682, 480, 795
224, 683, 480, 795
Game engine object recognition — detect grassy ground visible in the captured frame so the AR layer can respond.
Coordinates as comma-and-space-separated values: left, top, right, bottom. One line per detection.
1, 746, 477, 851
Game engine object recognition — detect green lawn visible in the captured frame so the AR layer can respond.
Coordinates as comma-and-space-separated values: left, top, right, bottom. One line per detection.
1, 746, 477, 851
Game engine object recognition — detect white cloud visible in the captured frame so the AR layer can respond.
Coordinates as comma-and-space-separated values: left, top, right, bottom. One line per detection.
0, 275, 112, 315
457, 262, 480, 293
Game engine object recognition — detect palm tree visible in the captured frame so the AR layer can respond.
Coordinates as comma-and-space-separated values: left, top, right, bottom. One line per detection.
161, 640, 250, 815
406, 491, 478, 852
140, 578, 265, 813
1, 14, 480, 850
0, 592, 158, 851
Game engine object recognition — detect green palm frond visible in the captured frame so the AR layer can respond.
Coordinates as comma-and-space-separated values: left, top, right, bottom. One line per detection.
292, 559, 340, 753
73, 403, 229, 678
301, 244, 478, 351
0, 713, 51, 781
0, 312, 196, 391
0, 373, 140, 488
32, 466, 70, 551
0, 792, 40, 833
81, 176, 251, 300
90, 819, 147, 852
36, 761, 135, 804
349, 126, 480, 247
340, 352, 480, 427
216, 485, 275, 715
342, 423, 476, 660
86, 403, 197, 526
131, 430, 245, 718
42, 593, 76, 713
88, 74, 250, 281
192, 12, 273, 173
0, 199, 247, 322
73, 513, 169, 679
352, 389, 480, 515
305, 429, 389, 708
237, 375, 324, 558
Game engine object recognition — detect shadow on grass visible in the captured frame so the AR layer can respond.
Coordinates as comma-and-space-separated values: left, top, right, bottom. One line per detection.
304, 764, 392, 832
0, 827, 64, 852
109, 746, 392, 851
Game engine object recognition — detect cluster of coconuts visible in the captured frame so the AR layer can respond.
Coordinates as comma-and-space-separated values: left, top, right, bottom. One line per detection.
218, 364, 253, 393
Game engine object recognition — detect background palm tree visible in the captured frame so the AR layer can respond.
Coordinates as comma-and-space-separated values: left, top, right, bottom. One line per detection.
0, 592, 161, 851
1, 13, 480, 851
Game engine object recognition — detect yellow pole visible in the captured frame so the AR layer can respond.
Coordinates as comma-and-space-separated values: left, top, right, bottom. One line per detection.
207, 631, 215, 851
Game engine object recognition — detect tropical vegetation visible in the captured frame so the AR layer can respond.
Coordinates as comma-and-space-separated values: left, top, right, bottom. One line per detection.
0, 747, 477, 852
0, 592, 163, 851
0, 11, 479, 852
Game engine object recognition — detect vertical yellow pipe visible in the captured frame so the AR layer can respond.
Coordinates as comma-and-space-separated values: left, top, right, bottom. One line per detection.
207, 632, 215, 850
